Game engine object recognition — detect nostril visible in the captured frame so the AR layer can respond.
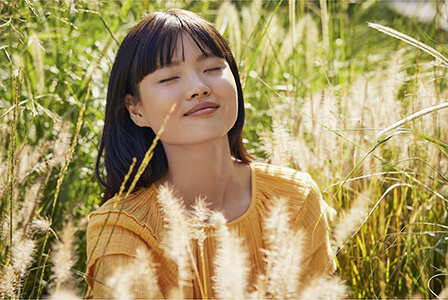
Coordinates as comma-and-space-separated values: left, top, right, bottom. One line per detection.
189, 88, 209, 99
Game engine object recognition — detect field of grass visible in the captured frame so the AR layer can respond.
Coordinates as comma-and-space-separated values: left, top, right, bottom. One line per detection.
1, 0, 447, 299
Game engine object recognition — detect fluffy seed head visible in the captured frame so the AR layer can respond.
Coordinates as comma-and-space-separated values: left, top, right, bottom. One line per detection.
0, 266, 18, 299
106, 247, 160, 299
210, 212, 249, 299
263, 197, 304, 298
332, 191, 373, 249
50, 220, 78, 291
299, 275, 349, 299
11, 237, 37, 279
157, 183, 192, 296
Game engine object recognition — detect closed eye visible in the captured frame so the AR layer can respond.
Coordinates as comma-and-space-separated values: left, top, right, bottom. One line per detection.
159, 77, 179, 83
205, 67, 223, 73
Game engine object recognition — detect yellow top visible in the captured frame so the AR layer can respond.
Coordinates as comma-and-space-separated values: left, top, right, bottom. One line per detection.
85, 162, 336, 299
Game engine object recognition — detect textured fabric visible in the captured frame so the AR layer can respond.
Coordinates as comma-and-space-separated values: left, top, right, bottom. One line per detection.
85, 162, 336, 299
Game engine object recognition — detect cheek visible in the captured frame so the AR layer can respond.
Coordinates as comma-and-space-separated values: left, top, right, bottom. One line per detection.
224, 83, 239, 128
140, 98, 174, 131
227, 79, 239, 113
220, 70, 238, 98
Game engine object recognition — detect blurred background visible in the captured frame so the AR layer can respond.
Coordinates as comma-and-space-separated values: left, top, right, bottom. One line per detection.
1, 0, 447, 298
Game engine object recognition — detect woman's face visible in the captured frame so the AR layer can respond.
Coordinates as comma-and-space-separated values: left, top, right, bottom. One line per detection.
127, 34, 238, 146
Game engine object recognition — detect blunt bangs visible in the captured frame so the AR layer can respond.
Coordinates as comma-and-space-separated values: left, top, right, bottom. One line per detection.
130, 10, 231, 92
97, 9, 251, 202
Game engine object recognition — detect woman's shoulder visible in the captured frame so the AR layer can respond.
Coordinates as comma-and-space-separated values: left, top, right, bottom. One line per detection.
87, 185, 163, 240
91, 186, 156, 216
250, 161, 334, 223
251, 161, 315, 199
250, 161, 335, 252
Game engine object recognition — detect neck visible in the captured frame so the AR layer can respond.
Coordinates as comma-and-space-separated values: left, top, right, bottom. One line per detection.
158, 136, 240, 210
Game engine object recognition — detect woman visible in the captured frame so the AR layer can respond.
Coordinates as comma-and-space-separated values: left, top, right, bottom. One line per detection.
86, 8, 335, 299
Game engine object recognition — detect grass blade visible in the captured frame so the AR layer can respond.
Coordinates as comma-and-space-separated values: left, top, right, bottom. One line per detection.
368, 22, 448, 67
378, 102, 448, 137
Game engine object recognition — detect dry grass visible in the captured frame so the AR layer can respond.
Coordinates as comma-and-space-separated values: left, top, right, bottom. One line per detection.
96, 185, 346, 299
1, 1, 447, 299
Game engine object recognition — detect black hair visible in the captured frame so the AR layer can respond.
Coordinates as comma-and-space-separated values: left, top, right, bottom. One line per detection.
96, 9, 251, 203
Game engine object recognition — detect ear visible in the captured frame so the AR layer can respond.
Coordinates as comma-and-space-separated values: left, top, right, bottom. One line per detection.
125, 94, 146, 127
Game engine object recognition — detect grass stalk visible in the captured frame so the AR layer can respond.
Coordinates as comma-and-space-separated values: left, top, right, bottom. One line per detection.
259, 75, 447, 204
6, 67, 21, 268
406, 230, 448, 298
368, 22, 448, 67
378, 102, 448, 137
200, 243, 207, 299
84, 157, 136, 296
89, 103, 176, 295
187, 247, 206, 299
2, 2, 447, 298
320, 0, 329, 52
245, 0, 283, 80
336, 183, 411, 256
35, 84, 90, 299
127, 104, 176, 197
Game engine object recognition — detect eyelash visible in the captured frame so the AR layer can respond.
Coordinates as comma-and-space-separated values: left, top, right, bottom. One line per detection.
159, 67, 222, 83
205, 67, 222, 72
159, 77, 179, 83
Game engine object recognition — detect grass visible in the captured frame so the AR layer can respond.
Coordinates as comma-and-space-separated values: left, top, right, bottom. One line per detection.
0, 0, 447, 298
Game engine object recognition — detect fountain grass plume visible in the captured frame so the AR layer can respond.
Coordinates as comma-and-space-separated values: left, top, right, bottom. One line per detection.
105, 247, 160, 299
260, 118, 294, 167
11, 237, 36, 281
0, 236, 36, 298
210, 212, 249, 299
157, 183, 192, 299
48, 289, 81, 300
189, 196, 212, 224
5, 66, 21, 267
332, 191, 373, 249
35, 82, 91, 298
262, 197, 304, 298
50, 220, 78, 293
0, 266, 17, 299
189, 196, 212, 299
299, 275, 349, 299
88, 103, 176, 290
335, 183, 412, 260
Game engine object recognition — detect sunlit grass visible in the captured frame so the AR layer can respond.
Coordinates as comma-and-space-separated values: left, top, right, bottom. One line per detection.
0, 0, 447, 299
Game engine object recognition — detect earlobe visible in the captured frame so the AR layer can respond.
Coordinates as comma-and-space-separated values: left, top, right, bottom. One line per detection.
125, 94, 144, 127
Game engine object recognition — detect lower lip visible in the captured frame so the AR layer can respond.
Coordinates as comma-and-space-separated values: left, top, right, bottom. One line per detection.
185, 107, 218, 117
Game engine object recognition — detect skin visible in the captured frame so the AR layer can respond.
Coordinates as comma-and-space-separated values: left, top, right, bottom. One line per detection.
126, 34, 251, 222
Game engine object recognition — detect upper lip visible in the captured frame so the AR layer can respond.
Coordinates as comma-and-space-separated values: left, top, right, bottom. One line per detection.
184, 102, 219, 116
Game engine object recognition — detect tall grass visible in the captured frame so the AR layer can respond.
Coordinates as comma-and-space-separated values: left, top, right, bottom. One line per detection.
1, 0, 447, 298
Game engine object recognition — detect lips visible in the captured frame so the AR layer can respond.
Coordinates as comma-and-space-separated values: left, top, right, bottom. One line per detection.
184, 102, 219, 116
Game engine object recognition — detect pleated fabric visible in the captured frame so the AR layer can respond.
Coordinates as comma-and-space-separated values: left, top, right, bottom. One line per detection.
85, 162, 336, 299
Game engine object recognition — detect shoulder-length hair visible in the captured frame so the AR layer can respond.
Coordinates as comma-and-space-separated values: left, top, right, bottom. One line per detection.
96, 9, 251, 203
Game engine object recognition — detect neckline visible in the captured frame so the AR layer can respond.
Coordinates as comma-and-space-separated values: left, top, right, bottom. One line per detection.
226, 162, 256, 225
149, 162, 257, 225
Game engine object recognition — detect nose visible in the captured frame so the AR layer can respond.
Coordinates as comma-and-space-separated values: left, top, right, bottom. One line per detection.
187, 75, 211, 100
190, 88, 210, 100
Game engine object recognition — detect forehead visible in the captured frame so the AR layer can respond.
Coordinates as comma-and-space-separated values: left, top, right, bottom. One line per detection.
157, 33, 215, 67
131, 14, 229, 85
166, 34, 214, 63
